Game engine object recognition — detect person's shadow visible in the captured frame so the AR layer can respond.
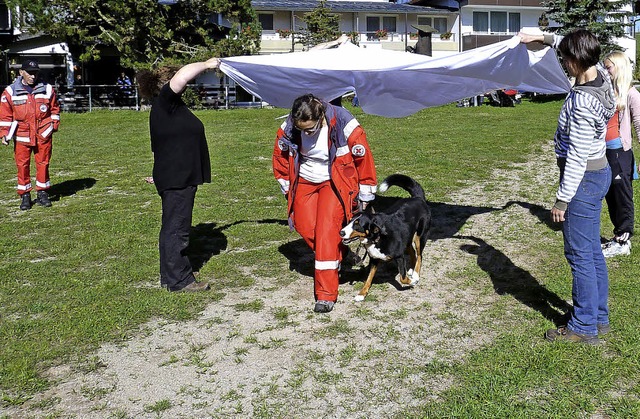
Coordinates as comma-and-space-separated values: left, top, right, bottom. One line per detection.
188, 218, 290, 273
503, 200, 561, 232
458, 234, 570, 325
187, 222, 232, 272
48, 178, 97, 202
279, 238, 315, 277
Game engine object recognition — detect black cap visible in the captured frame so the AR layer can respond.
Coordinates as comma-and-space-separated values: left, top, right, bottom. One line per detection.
21, 60, 39, 72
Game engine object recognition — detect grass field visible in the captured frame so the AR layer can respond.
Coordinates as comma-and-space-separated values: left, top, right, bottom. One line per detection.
2, 100, 640, 417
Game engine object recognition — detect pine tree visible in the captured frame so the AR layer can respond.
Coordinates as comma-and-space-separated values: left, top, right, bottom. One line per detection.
296, 0, 341, 49
543, 0, 632, 54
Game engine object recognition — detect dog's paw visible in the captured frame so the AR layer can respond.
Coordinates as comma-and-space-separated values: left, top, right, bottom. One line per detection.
408, 269, 420, 286
354, 294, 365, 302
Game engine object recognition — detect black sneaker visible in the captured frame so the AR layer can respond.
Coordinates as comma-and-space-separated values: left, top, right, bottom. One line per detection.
19, 193, 31, 210
313, 300, 335, 313
36, 190, 52, 207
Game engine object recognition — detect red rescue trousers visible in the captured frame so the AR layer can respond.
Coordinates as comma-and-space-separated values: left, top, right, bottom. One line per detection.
14, 140, 52, 195
293, 177, 345, 302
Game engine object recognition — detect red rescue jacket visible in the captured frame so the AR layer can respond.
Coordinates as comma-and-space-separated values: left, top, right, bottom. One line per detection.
0, 77, 60, 146
273, 101, 377, 224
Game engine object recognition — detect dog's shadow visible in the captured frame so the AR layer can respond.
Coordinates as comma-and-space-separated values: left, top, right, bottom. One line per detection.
457, 234, 570, 325
48, 178, 97, 201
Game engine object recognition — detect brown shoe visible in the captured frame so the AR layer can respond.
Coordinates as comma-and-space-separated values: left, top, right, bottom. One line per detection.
597, 323, 611, 335
545, 326, 599, 345
174, 281, 210, 293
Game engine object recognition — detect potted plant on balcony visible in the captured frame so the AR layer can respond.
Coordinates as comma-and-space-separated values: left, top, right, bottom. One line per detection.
374, 29, 388, 40
276, 29, 292, 39
439, 32, 453, 40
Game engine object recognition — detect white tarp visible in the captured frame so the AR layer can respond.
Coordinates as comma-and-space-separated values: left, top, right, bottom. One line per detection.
219, 36, 570, 118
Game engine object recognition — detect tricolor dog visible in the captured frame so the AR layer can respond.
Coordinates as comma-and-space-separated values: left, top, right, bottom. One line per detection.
340, 174, 431, 301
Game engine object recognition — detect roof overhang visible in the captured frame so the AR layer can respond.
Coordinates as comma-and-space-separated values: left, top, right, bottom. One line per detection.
252, 0, 452, 14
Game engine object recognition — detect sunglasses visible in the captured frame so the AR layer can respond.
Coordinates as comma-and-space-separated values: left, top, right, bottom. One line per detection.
296, 114, 324, 135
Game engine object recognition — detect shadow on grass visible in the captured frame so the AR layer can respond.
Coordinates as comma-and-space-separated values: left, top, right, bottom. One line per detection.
457, 234, 570, 325
188, 222, 230, 272
49, 177, 97, 201
272, 198, 561, 298
277, 238, 408, 293
428, 200, 505, 240
278, 238, 314, 278
188, 218, 290, 273
503, 200, 561, 232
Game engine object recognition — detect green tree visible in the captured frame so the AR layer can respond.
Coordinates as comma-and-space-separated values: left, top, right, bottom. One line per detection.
5, 0, 260, 68
542, 0, 632, 54
296, 0, 340, 49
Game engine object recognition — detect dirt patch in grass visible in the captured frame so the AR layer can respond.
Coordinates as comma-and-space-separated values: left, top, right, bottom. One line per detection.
2, 143, 565, 418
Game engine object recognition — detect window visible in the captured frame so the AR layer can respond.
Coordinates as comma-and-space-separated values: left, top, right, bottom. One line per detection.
382, 16, 396, 33
0, 4, 9, 30
490, 12, 507, 33
508, 13, 521, 33
417, 16, 431, 27
473, 12, 488, 33
366, 16, 396, 40
258, 13, 274, 31
417, 16, 448, 34
473, 11, 520, 34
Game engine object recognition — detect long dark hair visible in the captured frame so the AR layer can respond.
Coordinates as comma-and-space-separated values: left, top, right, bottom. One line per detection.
291, 94, 325, 122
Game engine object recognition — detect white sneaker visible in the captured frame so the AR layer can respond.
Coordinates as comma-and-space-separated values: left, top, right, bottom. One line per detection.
601, 239, 615, 250
602, 241, 631, 258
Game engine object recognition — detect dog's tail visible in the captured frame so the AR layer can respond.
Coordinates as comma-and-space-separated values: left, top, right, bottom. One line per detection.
378, 174, 425, 200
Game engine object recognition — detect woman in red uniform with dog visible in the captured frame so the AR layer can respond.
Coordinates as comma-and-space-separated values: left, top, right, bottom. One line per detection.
273, 94, 377, 313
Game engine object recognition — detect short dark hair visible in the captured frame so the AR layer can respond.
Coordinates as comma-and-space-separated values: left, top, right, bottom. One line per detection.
291, 94, 325, 122
557, 29, 601, 72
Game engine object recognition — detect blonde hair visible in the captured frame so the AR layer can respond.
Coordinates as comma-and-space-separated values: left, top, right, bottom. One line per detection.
604, 51, 633, 112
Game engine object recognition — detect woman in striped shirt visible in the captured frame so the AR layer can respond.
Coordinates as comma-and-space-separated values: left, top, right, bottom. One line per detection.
520, 29, 616, 345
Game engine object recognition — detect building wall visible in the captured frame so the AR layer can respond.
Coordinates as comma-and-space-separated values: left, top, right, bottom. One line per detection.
256, 8, 459, 57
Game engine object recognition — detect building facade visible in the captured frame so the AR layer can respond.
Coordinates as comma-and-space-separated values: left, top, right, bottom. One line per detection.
252, 0, 460, 57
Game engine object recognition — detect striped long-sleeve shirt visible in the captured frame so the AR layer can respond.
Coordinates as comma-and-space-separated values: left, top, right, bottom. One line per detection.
553, 71, 615, 210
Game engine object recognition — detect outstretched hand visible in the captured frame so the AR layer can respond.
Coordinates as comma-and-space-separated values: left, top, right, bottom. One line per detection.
205, 57, 221, 71
517, 32, 544, 44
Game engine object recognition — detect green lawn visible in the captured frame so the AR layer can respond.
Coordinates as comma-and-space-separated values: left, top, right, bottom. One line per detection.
1, 100, 640, 417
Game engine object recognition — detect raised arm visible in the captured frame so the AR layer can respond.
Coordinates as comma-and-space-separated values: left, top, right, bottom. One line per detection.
169, 57, 220, 95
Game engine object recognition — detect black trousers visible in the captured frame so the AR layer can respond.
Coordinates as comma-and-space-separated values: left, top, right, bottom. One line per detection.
604, 147, 634, 239
159, 186, 197, 291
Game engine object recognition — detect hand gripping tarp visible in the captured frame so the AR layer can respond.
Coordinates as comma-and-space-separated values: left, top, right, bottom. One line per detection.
219, 36, 570, 118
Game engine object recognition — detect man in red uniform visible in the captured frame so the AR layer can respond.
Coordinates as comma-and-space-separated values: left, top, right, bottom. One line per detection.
0, 59, 60, 210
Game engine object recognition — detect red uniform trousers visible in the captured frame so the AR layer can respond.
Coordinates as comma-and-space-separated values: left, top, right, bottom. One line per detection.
293, 177, 345, 302
14, 139, 52, 195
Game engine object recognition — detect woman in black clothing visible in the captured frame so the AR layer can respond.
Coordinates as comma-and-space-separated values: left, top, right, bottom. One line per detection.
137, 58, 219, 292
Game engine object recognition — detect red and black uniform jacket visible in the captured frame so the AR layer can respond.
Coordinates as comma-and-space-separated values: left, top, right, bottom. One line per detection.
0, 78, 60, 146
272, 101, 377, 224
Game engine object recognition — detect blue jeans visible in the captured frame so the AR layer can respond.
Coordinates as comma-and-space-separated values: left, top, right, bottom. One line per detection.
563, 166, 611, 335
